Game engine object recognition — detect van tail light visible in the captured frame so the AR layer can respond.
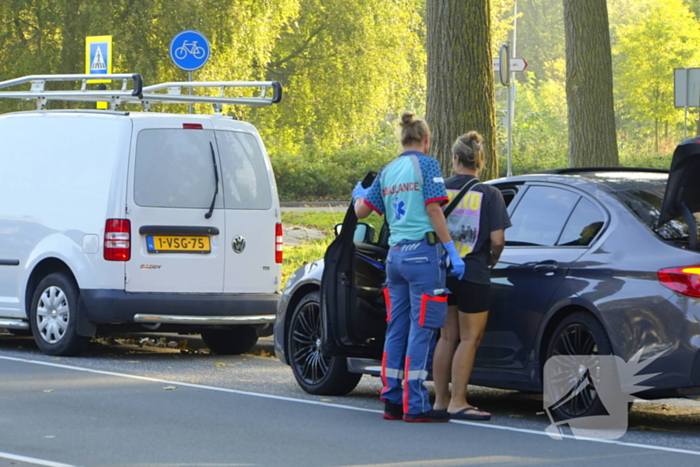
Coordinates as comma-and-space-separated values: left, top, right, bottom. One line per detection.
275, 223, 283, 264
104, 219, 131, 261
658, 266, 700, 298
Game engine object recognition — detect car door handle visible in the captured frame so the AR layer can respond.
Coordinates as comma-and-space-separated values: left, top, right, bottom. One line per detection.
533, 260, 558, 275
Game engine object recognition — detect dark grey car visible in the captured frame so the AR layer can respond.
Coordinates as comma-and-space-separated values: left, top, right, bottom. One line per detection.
274, 138, 700, 417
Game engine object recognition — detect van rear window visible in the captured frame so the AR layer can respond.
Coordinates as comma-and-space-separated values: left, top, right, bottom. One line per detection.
134, 129, 271, 210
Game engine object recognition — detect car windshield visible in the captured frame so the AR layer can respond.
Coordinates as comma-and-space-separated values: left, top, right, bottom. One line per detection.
612, 179, 689, 240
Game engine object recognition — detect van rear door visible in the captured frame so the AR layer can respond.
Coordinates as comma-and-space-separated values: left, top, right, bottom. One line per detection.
125, 120, 226, 293
214, 129, 280, 294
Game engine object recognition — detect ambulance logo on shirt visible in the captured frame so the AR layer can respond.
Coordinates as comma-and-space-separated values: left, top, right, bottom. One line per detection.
392, 196, 406, 220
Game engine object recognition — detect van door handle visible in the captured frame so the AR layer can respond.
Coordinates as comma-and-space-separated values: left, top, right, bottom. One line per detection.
533, 260, 558, 275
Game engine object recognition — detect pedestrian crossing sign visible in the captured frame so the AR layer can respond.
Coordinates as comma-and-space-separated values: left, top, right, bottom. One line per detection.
85, 36, 112, 84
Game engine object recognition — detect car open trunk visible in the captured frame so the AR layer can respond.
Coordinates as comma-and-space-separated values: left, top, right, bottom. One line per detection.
658, 137, 700, 251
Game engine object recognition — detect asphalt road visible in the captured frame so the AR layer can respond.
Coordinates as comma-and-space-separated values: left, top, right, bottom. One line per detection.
1, 333, 699, 467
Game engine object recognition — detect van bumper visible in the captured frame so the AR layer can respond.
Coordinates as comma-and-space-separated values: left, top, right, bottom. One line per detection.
81, 289, 278, 328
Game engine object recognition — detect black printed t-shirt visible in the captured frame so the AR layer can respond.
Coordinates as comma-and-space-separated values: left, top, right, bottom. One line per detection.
444, 174, 512, 284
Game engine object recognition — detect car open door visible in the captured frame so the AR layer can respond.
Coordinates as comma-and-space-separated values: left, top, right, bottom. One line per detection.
658, 137, 700, 250
320, 172, 387, 359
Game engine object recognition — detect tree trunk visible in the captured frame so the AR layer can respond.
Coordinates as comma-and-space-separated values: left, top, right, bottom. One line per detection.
563, 0, 619, 167
426, 0, 498, 180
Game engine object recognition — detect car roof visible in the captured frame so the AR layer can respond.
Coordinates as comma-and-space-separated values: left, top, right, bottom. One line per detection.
492, 167, 669, 193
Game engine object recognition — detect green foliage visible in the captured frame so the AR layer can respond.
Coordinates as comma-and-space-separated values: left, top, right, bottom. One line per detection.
613, 0, 700, 152
282, 240, 331, 289
272, 145, 395, 200
280, 210, 384, 288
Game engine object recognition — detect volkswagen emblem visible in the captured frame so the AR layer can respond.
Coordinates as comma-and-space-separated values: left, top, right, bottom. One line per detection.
232, 235, 246, 254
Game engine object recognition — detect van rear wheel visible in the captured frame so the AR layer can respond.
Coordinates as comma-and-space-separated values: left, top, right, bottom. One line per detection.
29, 272, 90, 356
201, 327, 258, 355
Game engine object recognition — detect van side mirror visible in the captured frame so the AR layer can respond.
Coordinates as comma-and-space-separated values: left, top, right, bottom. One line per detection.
334, 222, 376, 243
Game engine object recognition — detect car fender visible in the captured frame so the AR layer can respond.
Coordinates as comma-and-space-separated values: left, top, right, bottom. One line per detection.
534, 295, 617, 368
21, 233, 106, 312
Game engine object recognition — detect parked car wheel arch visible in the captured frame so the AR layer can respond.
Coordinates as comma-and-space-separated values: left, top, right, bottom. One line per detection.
536, 303, 610, 385
25, 258, 75, 317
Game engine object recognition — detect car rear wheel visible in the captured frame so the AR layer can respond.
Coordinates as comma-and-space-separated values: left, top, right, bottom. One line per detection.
29, 272, 90, 356
544, 312, 613, 419
201, 326, 258, 355
288, 291, 361, 395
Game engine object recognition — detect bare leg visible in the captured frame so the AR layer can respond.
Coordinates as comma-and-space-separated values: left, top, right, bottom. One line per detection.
432, 305, 459, 411
448, 310, 489, 415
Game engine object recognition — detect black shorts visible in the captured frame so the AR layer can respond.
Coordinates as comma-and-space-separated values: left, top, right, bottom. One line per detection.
446, 277, 491, 314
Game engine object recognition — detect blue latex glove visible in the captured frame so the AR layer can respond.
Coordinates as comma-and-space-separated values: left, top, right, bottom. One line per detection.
352, 181, 369, 202
443, 241, 466, 280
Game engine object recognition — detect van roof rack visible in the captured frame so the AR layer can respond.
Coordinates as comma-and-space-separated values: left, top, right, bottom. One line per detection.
136, 81, 282, 112
0, 74, 143, 110
0, 74, 282, 112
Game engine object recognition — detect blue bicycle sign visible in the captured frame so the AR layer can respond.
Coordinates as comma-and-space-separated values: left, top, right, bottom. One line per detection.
170, 30, 210, 71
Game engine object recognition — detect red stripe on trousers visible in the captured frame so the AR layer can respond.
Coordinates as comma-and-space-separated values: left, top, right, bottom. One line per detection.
380, 351, 389, 401
403, 356, 411, 414
383, 288, 392, 322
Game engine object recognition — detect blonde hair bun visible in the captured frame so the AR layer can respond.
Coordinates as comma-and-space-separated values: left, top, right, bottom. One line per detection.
400, 111, 416, 127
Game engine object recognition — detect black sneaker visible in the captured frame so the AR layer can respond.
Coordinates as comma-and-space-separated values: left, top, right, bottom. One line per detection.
403, 409, 451, 423
383, 401, 404, 420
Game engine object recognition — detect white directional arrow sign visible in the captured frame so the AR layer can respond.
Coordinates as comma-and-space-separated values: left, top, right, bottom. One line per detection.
492, 57, 528, 72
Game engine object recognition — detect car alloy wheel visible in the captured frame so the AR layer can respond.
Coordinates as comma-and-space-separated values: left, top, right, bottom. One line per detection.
288, 291, 362, 395
291, 294, 330, 385
545, 312, 613, 419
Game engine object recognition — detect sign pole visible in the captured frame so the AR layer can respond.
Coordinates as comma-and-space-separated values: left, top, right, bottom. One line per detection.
500, 41, 513, 178
685, 68, 689, 140
188, 71, 194, 114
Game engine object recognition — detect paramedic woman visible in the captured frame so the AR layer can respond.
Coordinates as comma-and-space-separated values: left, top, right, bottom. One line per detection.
353, 112, 465, 423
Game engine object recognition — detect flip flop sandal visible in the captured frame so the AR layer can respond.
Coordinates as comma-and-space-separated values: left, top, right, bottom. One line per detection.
449, 406, 491, 421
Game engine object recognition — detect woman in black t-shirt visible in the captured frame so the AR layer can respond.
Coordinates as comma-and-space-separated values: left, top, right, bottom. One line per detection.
432, 131, 511, 421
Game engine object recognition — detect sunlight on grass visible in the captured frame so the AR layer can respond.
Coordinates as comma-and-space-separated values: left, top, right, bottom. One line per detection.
280, 210, 387, 289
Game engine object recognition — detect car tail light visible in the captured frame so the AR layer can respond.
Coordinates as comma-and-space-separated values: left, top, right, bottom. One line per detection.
183, 123, 203, 129
275, 223, 283, 264
658, 266, 700, 298
104, 219, 131, 261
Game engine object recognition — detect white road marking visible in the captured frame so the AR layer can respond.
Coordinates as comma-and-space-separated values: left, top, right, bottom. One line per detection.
2, 354, 699, 458
0, 450, 78, 467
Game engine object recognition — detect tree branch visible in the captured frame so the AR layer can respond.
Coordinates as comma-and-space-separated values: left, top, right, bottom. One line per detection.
266, 25, 325, 69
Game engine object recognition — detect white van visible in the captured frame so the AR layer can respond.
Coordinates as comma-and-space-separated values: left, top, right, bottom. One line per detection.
0, 74, 284, 356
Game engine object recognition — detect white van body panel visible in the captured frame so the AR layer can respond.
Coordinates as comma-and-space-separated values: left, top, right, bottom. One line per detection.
124, 114, 226, 293
0, 112, 131, 317
210, 119, 282, 294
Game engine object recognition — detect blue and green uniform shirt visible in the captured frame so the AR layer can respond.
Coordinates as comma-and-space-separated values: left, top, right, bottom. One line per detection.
363, 151, 448, 246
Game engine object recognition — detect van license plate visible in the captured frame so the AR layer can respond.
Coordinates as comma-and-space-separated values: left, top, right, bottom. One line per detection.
146, 236, 211, 253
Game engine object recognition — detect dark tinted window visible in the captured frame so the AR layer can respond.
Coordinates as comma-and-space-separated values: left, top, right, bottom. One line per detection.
613, 183, 689, 240
508, 186, 579, 246
557, 198, 605, 246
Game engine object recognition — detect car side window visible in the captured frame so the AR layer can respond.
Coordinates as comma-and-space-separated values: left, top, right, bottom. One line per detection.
507, 186, 580, 247
557, 198, 605, 246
